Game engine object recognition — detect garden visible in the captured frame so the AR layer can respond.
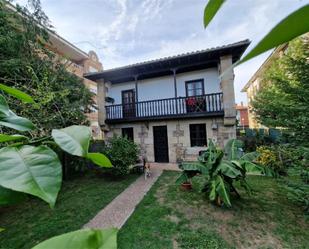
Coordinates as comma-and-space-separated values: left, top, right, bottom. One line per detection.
0, 0, 308, 248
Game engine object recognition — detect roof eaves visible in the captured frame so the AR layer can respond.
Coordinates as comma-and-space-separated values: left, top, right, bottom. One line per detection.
85, 39, 250, 79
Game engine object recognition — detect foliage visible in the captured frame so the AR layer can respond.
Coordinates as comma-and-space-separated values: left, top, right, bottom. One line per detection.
256, 146, 284, 177
203, 0, 225, 28
285, 181, 309, 215
204, 1, 309, 67
31, 228, 118, 249
0, 1, 95, 137
103, 135, 139, 177
252, 36, 309, 146
176, 139, 262, 207
0, 1, 116, 248
0, 91, 112, 206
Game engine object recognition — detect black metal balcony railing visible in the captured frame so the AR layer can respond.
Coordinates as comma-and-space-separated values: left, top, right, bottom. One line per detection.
106, 92, 223, 122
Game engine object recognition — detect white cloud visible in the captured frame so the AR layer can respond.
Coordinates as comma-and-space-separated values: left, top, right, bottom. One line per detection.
14, 0, 308, 104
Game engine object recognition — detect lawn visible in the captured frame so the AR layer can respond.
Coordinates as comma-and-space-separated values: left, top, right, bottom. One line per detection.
118, 171, 309, 249
0, 173, 138, 249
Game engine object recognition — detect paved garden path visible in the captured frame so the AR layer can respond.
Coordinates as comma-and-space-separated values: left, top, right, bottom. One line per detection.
84, 163, 179, 229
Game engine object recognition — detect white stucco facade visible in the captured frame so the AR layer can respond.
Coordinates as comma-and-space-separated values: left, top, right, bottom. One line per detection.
106, 68, 221, 104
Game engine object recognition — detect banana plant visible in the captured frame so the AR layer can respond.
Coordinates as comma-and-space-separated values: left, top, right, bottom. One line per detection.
176, 139, 263, 207
0, 85, 117, 248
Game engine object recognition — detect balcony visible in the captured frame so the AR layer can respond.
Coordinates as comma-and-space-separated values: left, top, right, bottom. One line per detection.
105, 92, 224, 123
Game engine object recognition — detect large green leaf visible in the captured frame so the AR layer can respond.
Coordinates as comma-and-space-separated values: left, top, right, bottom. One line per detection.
0, 95, 35, 131
216, 160, 242, 178
0, 186, 26, 206
203, 0, 226, 28
237, 5, 309, 65
0, 134, 28, 143
240, 152, 259, 162
175, 172, 189, 185
224, 139, 243, 160
179, 161, 208, 175
86, 153, 112, 168
215, 175, 231, 207
0, 145, 62, 207
0, 84, 34, 103
52, 125, 91, 157
241, 161, 263, 174
32, 228, 118, 249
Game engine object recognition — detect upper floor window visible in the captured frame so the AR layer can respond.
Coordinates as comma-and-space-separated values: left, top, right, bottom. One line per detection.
186, 79, 204, 97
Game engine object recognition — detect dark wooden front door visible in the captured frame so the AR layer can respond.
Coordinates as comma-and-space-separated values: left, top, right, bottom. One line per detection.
153, 126, 169, 163
122, 90, 135, 118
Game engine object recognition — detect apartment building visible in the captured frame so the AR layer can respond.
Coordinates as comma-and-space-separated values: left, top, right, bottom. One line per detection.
47, 31, 103, 139
85, 40, 250, 163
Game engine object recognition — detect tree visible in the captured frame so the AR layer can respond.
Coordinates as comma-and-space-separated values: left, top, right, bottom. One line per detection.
0, 0, 94, 138
252, 36, 309, 146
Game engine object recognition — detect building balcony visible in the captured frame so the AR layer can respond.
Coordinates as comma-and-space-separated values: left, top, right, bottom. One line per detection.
105, 92, 224, 123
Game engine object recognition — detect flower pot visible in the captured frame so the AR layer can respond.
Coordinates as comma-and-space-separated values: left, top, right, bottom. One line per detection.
181, 182, 192, 190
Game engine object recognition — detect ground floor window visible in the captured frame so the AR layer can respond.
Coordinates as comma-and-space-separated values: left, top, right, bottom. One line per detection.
189, 123, 207, 147
122, 127, 134, 141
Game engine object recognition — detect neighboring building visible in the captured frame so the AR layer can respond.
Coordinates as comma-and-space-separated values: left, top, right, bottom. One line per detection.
85, 40, 250, 163
241, 44, 287, 128
46, 31, 104, 139
236, 102, 249, 129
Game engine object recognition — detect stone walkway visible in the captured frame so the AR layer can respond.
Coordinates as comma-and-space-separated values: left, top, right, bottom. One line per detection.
84, 163, 179, 229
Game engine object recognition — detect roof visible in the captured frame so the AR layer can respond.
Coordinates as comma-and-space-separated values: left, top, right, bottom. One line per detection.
84, 40, 250, 83
241, 44, 287, 92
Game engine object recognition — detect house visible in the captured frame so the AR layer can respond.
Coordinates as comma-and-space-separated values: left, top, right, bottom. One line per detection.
85, 40, 250, 163
241, 44, 288, 128
236, 102, 249, 129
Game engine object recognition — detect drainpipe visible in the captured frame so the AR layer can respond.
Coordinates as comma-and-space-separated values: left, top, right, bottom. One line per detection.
172, 68, 178, 114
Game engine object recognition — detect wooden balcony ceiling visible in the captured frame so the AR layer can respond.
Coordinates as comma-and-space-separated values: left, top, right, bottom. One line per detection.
84, 40, 250, 84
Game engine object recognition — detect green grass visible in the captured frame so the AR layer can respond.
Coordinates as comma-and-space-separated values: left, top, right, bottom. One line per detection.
0, 173, 138, 249
118, 171, 309, 249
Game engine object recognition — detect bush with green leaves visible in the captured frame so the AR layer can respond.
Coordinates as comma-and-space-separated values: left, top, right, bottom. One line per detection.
176, 139, 262, 207
0, 86, 116, 248
103, 135, 139, 177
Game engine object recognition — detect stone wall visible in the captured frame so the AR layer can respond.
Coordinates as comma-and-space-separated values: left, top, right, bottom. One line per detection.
105, 117, 236, 163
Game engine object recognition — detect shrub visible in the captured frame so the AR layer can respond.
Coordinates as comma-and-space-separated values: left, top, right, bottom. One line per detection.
103, 136, 139, 177
256, 146, 283, 177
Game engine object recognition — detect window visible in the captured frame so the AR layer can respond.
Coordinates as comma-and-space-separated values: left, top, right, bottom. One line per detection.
122, 127, 134, 141
186, 79, 204, 97
189, 124, 207, 147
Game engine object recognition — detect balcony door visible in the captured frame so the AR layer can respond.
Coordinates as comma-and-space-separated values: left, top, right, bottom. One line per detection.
122, 89, 136, 118
185, 79, 206, 113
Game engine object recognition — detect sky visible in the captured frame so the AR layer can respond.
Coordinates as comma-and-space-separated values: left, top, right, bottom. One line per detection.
15, 0, 308, 104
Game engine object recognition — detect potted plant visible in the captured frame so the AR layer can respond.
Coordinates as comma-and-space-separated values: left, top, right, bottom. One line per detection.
177, 162, 201, 190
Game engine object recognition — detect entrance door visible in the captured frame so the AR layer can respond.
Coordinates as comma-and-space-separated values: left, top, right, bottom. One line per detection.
122, 90, 135, 118
153, 126, 169, 162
